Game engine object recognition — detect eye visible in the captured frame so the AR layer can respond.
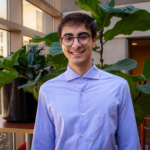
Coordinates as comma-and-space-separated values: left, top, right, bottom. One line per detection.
64, 36, 73, 41
79, 34, 89, 40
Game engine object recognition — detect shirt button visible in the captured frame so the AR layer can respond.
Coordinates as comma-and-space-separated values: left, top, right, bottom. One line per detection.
81, 92, 84, 95
81, 77, 83, 80
81, 113, 85, 116
81, 134, 84, 137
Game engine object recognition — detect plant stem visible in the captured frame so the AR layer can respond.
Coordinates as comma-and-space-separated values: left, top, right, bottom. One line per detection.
18, 73, 33, 81
99, 30, 104, 69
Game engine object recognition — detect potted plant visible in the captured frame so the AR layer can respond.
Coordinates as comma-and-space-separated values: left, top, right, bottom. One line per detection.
0, 32, 67, 122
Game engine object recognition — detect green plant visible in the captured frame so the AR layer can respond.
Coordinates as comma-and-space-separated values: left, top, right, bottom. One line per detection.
0, 33, 67, 101
74, 0, 150, 125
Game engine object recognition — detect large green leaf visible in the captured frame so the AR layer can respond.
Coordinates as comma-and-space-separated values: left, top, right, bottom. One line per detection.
0, 58, 13, 70
49, 42, 63, 56
105, 0, 114, 7
134, 93, 150, 125
104, 58, 137, 72
130, 75, 146, 83
75, 0, 107, 31
44, 32, 60, 43
39, 68, 66, 84
27, 51, 34, 66
75, 0, 138, 31
30, 32, 60, 47
0, 48, 24, 70
23, 84, 40, 101
137, 82, 150, 94
47, 53, 68, 69
18, 70, 42, 89
104, 9, 150, 42
0, 70, 18, 88
75, 0, 101, 19
134, 102, 145, 125
143, 56, 150, 80
100, 4, 138, 18
12, 46, 26, 62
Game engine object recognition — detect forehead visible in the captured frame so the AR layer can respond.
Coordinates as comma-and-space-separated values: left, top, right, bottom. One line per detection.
61, 23, 91, 37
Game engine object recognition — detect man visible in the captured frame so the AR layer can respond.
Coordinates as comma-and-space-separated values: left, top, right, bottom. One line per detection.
32, 13, 141, 150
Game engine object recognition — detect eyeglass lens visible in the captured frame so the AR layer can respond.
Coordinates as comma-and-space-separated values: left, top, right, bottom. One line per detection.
62, 33, 90, 47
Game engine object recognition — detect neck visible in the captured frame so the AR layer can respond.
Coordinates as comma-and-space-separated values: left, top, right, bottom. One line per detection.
69, 60, 93, 76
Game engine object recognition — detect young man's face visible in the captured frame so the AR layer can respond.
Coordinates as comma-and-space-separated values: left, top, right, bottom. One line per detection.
60, 23, 97, 69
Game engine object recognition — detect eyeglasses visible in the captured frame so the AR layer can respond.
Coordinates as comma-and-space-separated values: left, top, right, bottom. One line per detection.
61, 33, 91, 47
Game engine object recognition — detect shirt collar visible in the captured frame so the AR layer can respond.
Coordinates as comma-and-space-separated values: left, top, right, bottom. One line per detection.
65, 62, 100, 81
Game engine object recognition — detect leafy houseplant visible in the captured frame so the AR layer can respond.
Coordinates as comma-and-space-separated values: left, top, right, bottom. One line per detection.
0, 37, 67, 122
0, 32, 67, 101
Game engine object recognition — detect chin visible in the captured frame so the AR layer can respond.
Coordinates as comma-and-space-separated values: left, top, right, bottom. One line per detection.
72, 60, 87, 66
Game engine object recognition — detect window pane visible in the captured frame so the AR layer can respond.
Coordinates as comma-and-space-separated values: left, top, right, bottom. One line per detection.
0, 29, 9, 57
23, 0, 53, 33
0, 0, 7, 20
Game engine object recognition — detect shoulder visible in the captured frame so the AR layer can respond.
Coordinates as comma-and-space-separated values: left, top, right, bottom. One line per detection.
98, 69, 128, 86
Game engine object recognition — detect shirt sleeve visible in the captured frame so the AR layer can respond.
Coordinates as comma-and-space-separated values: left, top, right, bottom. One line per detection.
31, 87, 55, 150
116, 81, 141, 150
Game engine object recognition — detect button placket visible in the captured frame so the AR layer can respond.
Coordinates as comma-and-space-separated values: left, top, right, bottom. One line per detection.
79, 77, 87, 140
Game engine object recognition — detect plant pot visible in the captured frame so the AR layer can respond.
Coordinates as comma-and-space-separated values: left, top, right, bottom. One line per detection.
1, 78, 37, 123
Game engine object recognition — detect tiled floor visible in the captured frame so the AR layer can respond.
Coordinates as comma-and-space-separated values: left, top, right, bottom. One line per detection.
0, 132, 9, 150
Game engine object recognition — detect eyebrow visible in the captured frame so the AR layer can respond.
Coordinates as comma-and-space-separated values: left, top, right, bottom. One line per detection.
62, 32, 90, 37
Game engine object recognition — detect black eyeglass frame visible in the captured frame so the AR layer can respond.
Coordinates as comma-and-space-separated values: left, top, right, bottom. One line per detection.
61, 32, 92, 47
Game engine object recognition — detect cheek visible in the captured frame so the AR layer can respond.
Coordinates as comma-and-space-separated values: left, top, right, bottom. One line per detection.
62, 48, 69, 57
62, 45, 66, 53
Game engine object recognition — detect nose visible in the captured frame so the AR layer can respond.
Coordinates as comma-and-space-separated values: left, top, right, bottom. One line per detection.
72, 37, 81, 49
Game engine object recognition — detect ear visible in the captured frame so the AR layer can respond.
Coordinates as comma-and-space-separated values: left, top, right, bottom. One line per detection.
60, 39, 64, 53
92, 36, 97, 48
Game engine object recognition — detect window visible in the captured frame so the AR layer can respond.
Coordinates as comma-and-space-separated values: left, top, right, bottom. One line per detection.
0, 29, 10, 57
23, 0, 53, 34
0, 46, 3, 55
0, 32, 3, 43
0, 0, 7, 20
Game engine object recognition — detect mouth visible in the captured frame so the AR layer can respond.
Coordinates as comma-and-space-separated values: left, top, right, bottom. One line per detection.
70, 50, 85, 55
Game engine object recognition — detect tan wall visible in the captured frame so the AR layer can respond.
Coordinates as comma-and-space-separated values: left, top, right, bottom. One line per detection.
10, 0, 22, 24
92, 38, 127, 65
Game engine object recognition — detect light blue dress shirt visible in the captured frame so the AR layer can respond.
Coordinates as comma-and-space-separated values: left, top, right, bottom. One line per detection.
32, 63, 141, 150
